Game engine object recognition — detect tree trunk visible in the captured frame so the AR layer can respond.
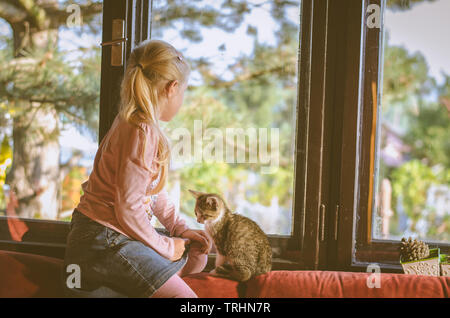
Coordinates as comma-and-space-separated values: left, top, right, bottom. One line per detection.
6, 101, 60, 219
5, 20, 61, 219
1, 0, 102, 220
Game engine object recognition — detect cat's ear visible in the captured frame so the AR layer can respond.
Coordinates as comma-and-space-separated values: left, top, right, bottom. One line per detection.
188, 189, 203, 199
206, 196, 219, 210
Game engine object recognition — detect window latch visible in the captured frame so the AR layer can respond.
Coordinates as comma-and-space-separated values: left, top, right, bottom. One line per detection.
99, 19, 125, 66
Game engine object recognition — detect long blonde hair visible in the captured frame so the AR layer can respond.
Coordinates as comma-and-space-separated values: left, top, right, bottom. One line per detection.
118, 39, 190, 194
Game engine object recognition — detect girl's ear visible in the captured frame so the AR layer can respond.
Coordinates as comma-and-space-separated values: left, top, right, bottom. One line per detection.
188, 189, 204, 199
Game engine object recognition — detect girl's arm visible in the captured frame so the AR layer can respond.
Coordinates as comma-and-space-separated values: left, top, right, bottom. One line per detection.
113, 125, 175, 260
152, 189, 190, 237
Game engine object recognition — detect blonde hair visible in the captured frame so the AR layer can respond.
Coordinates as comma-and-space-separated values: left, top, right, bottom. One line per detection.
118, 39, 190, 194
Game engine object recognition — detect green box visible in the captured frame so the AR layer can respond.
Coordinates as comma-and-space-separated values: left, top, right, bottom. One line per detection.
440, 254, 450, 277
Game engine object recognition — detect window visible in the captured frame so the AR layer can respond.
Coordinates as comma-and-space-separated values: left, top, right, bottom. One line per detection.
148, 0, 301, 237
0, 1, 103, 255
8, 0, 437, 274
0, 3, 103, 224
0, 0, 306, 266
372, 0, 449, 244
332, 0, 450, 271
0, 1, 123, 257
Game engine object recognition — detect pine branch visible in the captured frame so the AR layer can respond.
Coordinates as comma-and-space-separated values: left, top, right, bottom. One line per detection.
0, 1, 27, 24
0, 0, 102, 29
16, 0, 48, 29
204, 62, 296, 89
54, 104, 87, 125
45, 1, 103, 28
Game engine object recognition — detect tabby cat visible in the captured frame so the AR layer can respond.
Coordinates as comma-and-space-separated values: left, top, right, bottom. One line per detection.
189, 189, 272, 282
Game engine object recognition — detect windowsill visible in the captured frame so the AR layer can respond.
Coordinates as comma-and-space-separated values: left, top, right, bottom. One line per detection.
1, 241, 405, 274
204, 254, 304, 272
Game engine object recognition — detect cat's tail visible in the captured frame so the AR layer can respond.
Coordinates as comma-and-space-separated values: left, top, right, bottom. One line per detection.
215, 263, 252, 282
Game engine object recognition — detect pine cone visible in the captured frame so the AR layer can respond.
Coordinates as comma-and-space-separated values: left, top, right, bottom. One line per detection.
399, 237, 430, 262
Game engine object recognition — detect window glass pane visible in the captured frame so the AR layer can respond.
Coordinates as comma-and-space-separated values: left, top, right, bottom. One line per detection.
0, 2, 102, 224
373, 0, 450, 243
150, 0, 301, 235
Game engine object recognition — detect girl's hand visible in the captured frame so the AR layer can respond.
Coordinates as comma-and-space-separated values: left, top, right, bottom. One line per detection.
180, 229, 212, 254
170, 237, 190, 261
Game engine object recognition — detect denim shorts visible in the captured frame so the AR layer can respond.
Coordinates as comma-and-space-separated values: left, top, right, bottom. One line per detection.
62, 208, 189, 298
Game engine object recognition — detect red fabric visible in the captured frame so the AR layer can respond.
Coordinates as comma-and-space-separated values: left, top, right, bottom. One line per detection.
0, 250, 64, 297
1, 250, 449, 298
245, 270, 450, 298
182, 272, 242, 298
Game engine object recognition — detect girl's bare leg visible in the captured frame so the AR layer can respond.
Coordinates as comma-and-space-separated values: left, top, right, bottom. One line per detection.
150, 242, 208, 298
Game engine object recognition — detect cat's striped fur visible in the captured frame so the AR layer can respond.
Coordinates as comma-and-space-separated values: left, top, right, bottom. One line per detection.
189, 190, 272, 282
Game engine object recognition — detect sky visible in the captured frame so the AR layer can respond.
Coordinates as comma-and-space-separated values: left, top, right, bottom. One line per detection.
0, 0, 449, 164
385, 0, 450, 84
154, 0, 299, 84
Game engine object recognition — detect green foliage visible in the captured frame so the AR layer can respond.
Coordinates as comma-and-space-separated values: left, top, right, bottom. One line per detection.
391, 160, 436, 217
177, 162, 238, 218
405, 101, 450, 168
382, 44, 432, 106
0, 43, 101, 138
164, 39, 298, 223
379, 31, 450, 242
252, 167, 293, 206
390, 160, 449, 240
0, 134, 12, 211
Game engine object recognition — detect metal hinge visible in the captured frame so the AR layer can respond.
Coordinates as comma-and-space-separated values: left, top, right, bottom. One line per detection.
334, 204, 340, 241
319, 204, 340, 242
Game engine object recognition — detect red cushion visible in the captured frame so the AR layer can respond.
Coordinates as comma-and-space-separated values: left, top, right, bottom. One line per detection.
182, 272, 242, 298
0, 250, 242, 298
245, 270, 450, 298
2, 250, 449, 298
0, 250, 64, 297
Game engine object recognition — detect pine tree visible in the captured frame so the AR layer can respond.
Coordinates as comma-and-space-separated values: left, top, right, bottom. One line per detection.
0, 0, 102, 219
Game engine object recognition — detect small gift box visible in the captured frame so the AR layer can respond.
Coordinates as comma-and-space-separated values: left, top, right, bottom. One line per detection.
400, 248, 440, 276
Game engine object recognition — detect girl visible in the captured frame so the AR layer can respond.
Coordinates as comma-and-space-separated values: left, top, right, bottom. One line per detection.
63, 39, 212, 298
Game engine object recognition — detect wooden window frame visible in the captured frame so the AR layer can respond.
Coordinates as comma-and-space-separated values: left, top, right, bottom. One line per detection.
6, 0, 419, 275
350, 0, 449, 271
0, 0, 309, 271
6, 0, 434, 275
324, 0, 450, 273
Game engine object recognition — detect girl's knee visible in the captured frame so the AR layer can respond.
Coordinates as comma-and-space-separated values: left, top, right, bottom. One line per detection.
188, 247, 209, 268
150, 274, 197, 298
192, 248, 208, 266
177, 247, 208, 277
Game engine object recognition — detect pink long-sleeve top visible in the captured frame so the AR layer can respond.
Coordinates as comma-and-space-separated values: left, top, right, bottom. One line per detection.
75, 114, 190, 260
